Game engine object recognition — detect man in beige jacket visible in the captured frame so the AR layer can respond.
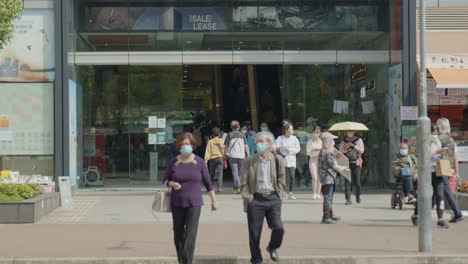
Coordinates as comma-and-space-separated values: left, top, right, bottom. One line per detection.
240, 132, 286, 264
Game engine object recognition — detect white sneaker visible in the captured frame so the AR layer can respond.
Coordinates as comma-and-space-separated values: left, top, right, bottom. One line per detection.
312, 194, 317, 200
289, 193, 296, 200
317, 194, 323, 200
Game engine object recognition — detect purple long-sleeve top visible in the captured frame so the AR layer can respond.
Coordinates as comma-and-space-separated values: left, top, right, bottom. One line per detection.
163, 155, 214, 208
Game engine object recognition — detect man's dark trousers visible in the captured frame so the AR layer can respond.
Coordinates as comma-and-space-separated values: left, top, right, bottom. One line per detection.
247, 193, 284, 264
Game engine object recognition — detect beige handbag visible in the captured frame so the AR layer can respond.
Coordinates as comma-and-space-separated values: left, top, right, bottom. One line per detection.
152, 189, 172, 212
436, 159, 452, 177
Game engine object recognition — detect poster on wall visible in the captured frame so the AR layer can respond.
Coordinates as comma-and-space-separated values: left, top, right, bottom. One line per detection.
0, 83, 54, 155
400, 106, 418, 121
0, 9, 54, 82
83, 7, 174, 31
402, 125, 417, 147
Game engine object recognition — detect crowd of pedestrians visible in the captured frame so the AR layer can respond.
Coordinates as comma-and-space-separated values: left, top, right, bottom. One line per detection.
162, 117, 464, 264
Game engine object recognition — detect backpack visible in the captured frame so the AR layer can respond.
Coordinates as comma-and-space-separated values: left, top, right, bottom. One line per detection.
227, 133, 245, 159
344, 137, 361, 162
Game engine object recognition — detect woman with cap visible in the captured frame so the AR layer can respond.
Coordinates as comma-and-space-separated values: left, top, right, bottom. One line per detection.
319, 132, 350, 224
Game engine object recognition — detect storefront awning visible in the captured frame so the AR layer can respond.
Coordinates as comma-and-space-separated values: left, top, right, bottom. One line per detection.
428, 68, 468, 89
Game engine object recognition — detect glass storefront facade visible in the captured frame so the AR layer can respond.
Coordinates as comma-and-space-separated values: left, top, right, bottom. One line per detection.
66, 0, 406, 189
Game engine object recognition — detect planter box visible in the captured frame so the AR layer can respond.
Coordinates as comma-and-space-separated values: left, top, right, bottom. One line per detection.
456, 192, 468, 211
0, 192, 60, 223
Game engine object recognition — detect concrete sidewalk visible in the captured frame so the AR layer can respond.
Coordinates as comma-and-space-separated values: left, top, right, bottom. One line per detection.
1, 191, 467, 262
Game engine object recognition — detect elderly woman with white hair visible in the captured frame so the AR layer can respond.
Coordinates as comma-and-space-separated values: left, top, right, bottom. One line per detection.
240, 131, 286, 264
436, 118, 464, 223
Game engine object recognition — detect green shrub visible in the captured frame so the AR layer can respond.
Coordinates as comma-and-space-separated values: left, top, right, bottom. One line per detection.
0, 184, 42, 201
0, 193, 23, 202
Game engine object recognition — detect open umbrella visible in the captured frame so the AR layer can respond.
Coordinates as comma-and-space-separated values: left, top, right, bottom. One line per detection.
328, 121, 369, 132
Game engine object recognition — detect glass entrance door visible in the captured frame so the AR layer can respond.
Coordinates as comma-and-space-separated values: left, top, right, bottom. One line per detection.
78, 65, 131, 189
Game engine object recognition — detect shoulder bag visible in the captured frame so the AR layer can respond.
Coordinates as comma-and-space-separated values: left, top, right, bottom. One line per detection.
152, 188, 172, 212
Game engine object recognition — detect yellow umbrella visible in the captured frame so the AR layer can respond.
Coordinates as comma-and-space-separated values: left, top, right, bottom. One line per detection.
328, 121, 369, 132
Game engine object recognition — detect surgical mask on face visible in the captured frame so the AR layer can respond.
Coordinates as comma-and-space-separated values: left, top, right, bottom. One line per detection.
241, 130, 247, 134
347, 132, 355, 138
256, 142, 268, 153
261, 127, 268, 132
180, 145, 193, 155
400, 149, 408, 156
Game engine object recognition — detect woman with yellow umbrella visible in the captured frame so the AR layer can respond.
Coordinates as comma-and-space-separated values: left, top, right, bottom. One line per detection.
329, 122, 369, 205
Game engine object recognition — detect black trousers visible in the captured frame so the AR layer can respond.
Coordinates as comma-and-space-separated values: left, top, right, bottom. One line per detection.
345, 163, 361, 200
414, 173, 445, 219
286, 167, 296, 193
247, 193, 285, 264
172, 206, 201, 264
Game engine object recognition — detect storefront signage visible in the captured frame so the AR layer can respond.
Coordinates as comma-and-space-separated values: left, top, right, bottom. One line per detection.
440, 95, 466, 105
457, 145, 468, 162
427, 54, 468, 69
156, 132, 166, 145
189, 15, 217, 30
400, 106, 418, 121
148, 116, 157, 128
148, 133, 157, 145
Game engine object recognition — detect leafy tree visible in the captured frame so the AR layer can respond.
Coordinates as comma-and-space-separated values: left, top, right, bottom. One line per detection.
0, 0, 23, 50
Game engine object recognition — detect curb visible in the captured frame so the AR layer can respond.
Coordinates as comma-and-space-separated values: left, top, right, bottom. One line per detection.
1, 255, 468, 264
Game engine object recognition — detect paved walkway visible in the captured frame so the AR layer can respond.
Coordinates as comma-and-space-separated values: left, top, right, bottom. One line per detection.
1, 190, 467, 258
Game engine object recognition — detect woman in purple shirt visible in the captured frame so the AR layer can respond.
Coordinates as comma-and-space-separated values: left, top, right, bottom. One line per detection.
164, 132, 218, 264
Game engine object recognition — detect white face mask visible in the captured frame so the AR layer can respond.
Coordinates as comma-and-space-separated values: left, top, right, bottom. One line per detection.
400, 149, 408, 156
347, 132, 355, 138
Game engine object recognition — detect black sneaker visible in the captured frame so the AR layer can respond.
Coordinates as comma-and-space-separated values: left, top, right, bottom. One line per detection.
266, 247, 279, 262
411, 215, 418, 226
321, 218, 336, 224
345, 199, 352, 205
356, 196, 361, 204
437, 220, 449, 229
331, 215, 341, 221
449, 215, 464, 223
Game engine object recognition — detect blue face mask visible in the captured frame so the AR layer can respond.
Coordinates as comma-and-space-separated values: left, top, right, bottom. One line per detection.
256, 142, 268, 153
180, 145, 193, 155
261, 127, 268, 132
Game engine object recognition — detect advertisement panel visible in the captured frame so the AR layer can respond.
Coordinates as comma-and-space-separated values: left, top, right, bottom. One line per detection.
0, 9, 54, 82
0, 83, 54, 155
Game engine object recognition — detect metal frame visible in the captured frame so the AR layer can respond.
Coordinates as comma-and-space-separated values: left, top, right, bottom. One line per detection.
54, 0, 69, 180
403, 0, 418, 106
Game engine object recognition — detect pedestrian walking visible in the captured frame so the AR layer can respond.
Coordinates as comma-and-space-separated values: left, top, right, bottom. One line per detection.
225, 120, 250, 194
436, 118, 464, 223
306, 126, 323, 200
411, 124, 448, 228
205, 127, 225, 192
339, 131, 364, 205
242, 123, 256, 156
163, 132, 218, 264
240, 132, 286, 264
392, 143, 418, 204
319, 132, 349, 224
274, 121, 300, 200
